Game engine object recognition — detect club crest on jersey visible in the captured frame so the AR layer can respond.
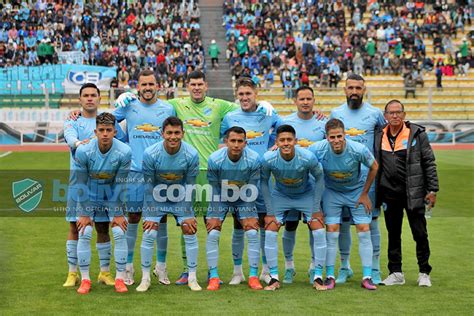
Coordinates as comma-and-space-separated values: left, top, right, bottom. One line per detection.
135, 123, 160, 133
297, 138, 314, 147
345, 128, 366, 137
12, 178, 43, 213
184, 119, 211, 128
246, 130, 264, 139
203, 107, 212, 116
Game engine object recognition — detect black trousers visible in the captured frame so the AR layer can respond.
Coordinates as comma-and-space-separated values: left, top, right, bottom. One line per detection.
383, 198, 432, 274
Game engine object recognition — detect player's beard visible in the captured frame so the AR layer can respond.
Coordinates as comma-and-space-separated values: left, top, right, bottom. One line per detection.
140, 89, 156, 102
347, 95, 363, 109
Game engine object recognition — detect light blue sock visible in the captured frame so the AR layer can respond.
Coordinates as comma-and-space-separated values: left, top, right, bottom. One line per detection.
309, 229, 315, 267
312, 229, 326, 279
282, 229, 296, 262
260, 228, 267, 265
206, 229, 220, 279
265, 230, 279, 279
126, 223, 138, 264
326, 231, 339, 278
140, 229, 157, 276
97, 241, 111, 271
358, 231, 373, 279
77, 225, 93, 279
184, 234, 198, 273
370, 220, 381, 272
112, 226, 128, 275
246, 229, 260, 277
156, 223, 168, 265
339, 221, 352, 269
232, 229, 244, 266
66, 240, 78, 272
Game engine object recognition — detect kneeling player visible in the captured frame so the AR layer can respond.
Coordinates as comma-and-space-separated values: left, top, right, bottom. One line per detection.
309, 119, 378, 290
73, 113, 132, 294
137, 117, 201, 292
261, 125, 327, 291
206, 126, 263, 291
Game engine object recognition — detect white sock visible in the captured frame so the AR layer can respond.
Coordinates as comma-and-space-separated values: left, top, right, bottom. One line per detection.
262, 264, 269, 273
116, 270, 125, 280
126, 263, 133, 271
81, 270, 90, 281
100, 266, 110, 272
285, 260, 295, 270
156, 262, 166, 270
233, 265, 243, 275
142, 267, 151, 280
188, 271, 197, 281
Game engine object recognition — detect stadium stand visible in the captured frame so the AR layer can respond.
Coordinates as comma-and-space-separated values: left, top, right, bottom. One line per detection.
222, 0, 473, 120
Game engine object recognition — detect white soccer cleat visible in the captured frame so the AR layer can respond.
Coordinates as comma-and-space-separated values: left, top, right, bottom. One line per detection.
229, 273, 245, 285
259, 271, 272, 285
124, 265, 135, 286
188, 278, 202, 291
382, 272, 405, 286
153, 266, 171, 285
136, 278, 151, 292
417, 273, 432, 287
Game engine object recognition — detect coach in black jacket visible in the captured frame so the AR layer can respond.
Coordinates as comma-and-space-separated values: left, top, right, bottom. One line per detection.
374, 100, 439, 287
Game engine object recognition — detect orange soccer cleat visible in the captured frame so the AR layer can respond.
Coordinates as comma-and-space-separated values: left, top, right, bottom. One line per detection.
77, 279, 91, 294
248, 276, 263, 290
207, 277, 221, 291
115, 278, 128, 293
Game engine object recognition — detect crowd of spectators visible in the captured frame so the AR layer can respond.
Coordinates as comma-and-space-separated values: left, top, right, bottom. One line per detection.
0, 0, 204, 93
223, 0, 473, 95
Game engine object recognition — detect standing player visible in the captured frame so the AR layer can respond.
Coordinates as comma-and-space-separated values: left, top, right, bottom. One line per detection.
73, 113, 131, 294
63, 83, 125, 288
206, 126, 262, 291
113, 70, 176, 286
309, 119, 379, 290
261, 125, 327, 291
220, 77, 281, 285
279, 86, 327, 284
330, 74, 386, 284
136, 117, 201, 292
115, 70, 275, 284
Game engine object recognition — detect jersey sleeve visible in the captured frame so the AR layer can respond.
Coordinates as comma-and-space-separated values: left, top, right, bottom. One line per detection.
220, 114, 230, 140
218, 99, 239, 119
207, 157, 219, 188
186, 151, 200, 185
269, 114, 283, 148
260, 158, 273, 215
114, 122, 128, 143
249, 158, 261, 186
110, 149, 131, 217
375, 108, 386, 128
359, 145, 376, 168
141, 149, 158, 221
63, 119, 79, 149
112, 106, 127, 122
308, 154, 324, 211
72, 148, 91, 217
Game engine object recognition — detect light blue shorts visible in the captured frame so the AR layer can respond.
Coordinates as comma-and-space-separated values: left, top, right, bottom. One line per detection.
76, 205, 111, 223
340, 185, 379, 222
270, 190, 316, 225
143, 202, 194, 225
322, 187, 372, 225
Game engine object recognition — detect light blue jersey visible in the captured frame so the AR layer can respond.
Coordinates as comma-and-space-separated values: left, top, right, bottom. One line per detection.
142, 140, 199, 221
73, 138, 132, 220
207, 147, 261, 219
309, 139, 375, 193
114, 99, 176, 172
261, 147, 324, 221
63, 115, 126, 221
220, 109, 281, 156
330, 102, 385, 154
281, 113, 326, 148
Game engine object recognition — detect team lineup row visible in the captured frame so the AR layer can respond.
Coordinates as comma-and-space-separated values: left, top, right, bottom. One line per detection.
62, 70, 437, 294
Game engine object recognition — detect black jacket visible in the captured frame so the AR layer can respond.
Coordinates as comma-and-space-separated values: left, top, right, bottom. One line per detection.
374, 121, 439, 210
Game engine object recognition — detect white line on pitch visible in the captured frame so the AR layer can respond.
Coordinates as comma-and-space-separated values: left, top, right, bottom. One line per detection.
0, 151, 12, 158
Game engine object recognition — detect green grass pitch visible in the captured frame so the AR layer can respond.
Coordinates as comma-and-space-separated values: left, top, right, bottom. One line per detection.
0, 150, 473, 314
